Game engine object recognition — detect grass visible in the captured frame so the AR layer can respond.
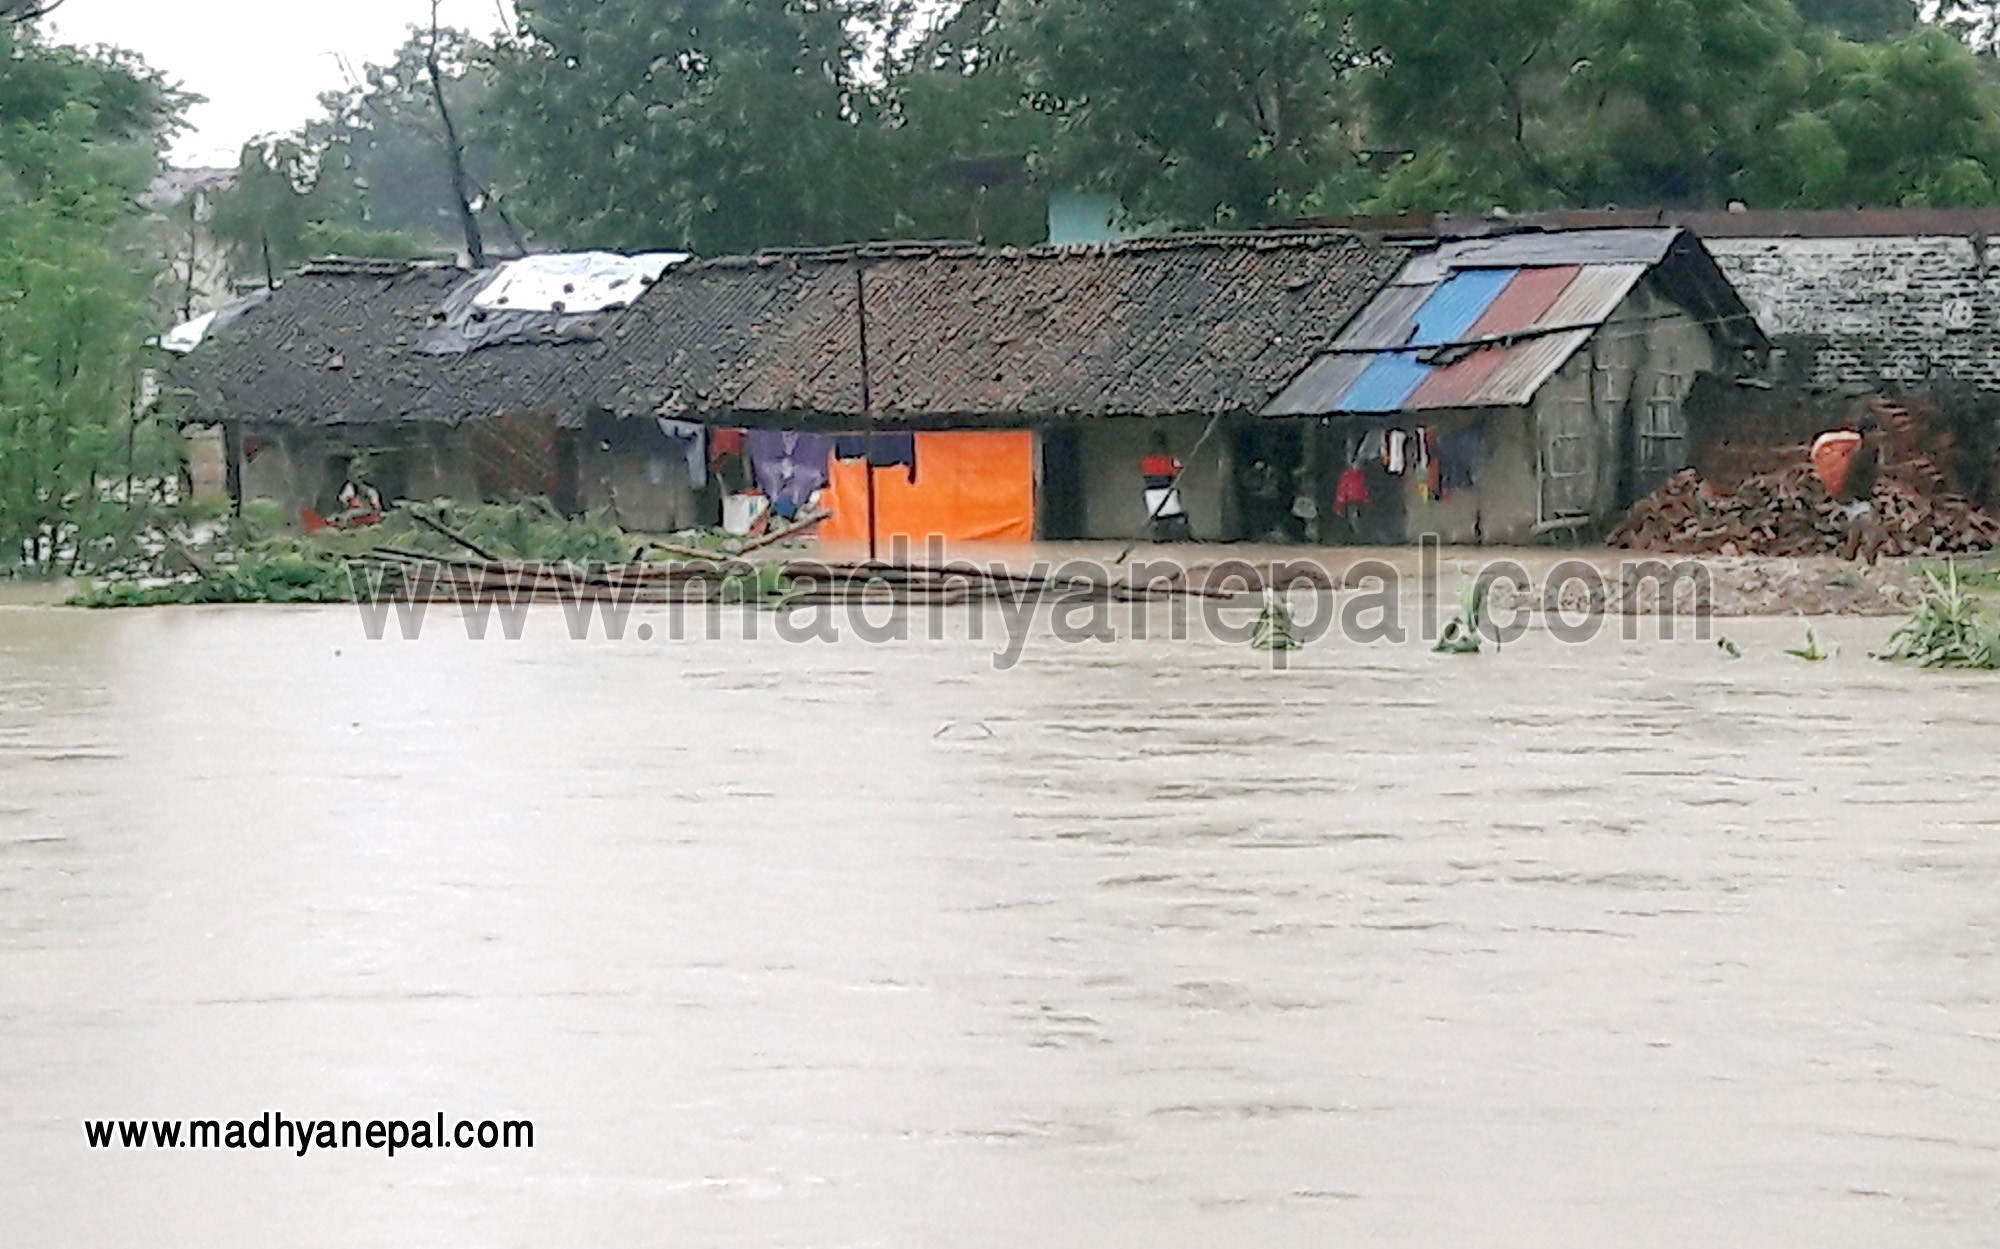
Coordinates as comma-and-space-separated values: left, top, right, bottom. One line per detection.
71, 501, 642, 608
1879, 560, 2000, 669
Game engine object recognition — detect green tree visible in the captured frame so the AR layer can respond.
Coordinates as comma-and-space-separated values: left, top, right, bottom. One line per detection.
1743, 26, 2000, 205
205, 27, 518, 281
1360, 0, 1808, 211
490, 0, 891, 253
871, 0, 1052, 244
310, 27, 521, 253
1001, 0, 1371, 228
0, 22, 190, 569
1797, 0, 1918, 40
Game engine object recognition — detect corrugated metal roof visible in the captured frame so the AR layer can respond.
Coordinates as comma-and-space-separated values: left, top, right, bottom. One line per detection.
1471, 264, 1644, 406
1262, 238, 1666, 415
1260, 283, 1435, 415
1338, 268, 1514, 412
1409, 266, 1580, 408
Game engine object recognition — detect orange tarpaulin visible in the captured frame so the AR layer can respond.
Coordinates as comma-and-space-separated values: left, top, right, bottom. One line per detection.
819, 430, 1035, 554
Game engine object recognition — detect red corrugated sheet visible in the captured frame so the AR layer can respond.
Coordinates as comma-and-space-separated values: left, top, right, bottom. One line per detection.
1408, 266, 1580, 408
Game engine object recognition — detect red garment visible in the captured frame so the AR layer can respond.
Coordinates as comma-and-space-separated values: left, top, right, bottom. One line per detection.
709, 427, 746, 461
1140, 453, 1182, 479
1334, 467, 1371, 516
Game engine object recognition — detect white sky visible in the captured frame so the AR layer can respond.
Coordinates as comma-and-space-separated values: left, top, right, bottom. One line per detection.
47, 0, 518, 167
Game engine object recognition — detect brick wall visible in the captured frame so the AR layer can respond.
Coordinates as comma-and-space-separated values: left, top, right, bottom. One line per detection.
1706, 236, 2000, 392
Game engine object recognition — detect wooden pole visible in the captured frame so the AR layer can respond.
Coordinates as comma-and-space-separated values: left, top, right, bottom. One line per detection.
428, 0, 486, 268
855, 265, 879, 563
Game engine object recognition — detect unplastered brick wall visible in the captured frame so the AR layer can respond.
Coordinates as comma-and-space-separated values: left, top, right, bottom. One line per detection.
1706, 236, 2000, 392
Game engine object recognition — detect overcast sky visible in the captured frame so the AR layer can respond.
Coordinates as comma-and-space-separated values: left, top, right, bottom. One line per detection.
48, 1, 518, 167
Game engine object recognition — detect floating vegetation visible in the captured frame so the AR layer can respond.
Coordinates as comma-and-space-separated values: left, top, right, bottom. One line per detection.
1717, 636, 1743, 659
1250, 590, 1304, 652
1434, 575, 1486, 655
72, 501, 639, 608
1879, 560, 2000, 669
1785, 626, 1835, 662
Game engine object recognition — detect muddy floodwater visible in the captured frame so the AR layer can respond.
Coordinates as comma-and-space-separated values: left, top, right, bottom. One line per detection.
4, 600, 2000, 1247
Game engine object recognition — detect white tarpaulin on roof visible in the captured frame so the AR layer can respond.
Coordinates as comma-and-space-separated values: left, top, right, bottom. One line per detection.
471, 251, 688, 315
156, 288, 272, 355
158, 310, 218, 355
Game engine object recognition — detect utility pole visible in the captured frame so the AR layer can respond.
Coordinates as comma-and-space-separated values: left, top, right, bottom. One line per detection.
855, 265, 879, 563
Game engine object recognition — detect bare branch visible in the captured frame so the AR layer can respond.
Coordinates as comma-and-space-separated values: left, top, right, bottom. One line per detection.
2, 0, 67, 25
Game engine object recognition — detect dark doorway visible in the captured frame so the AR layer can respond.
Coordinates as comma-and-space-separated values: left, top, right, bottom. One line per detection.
1038, 427, 1084, 539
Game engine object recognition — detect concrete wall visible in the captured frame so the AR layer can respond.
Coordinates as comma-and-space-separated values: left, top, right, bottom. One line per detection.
1707, 236, 2000, 391
574, 438, 708, 533
237, 422, 695, 526
1073, 414, 1234, 541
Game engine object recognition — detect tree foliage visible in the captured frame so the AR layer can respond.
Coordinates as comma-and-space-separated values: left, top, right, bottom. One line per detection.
0, 23, 190, 570
207, 27, 514, 280
999, 0, 1372, 227
490, 0, 890, 253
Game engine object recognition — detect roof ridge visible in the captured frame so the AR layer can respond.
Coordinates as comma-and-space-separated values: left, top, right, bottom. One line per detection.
298, 257, 459, 278
690, 229, 1395, 272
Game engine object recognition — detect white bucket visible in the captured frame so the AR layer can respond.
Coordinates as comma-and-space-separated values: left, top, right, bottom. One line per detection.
722, 493, 769, 537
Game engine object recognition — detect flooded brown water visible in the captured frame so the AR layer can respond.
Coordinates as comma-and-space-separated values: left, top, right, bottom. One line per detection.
5, 601, 2000, 1246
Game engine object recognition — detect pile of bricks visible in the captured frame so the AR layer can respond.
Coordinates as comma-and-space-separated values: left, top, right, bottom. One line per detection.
1609, 462, 2000, 557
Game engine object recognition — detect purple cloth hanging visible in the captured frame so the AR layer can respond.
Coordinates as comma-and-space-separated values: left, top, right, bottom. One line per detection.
747, 430, 834, 519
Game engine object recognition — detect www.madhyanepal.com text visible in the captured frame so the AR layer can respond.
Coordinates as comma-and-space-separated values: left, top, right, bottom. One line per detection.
83, 1113, 532, 1158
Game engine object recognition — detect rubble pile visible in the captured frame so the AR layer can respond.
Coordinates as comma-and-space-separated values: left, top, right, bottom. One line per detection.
1610, 462, 2000, 557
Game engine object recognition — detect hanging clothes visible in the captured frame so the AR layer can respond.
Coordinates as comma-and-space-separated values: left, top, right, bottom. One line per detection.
708, 427, 746, 462
1355, 427, 1386, 467
1412, 426, 1438, 502
1385, 429, 1408, 475
657, 418, 707, 489
747, 430, 835, 519
1334, 467, 1371, 516
1438, 426, 1482, 493
834, 433, 918, 482
868, 432, 917, 481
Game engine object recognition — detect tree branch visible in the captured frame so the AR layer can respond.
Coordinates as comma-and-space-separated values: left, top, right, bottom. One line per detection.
1, 0, 66, 25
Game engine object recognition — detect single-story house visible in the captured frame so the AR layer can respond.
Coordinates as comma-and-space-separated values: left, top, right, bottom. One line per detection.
166, 252, 703, 531
173, 227, 1771, 549
570, 231, 1413, 547
1260, 228, 1767, 544
1327, 207, 2000, 397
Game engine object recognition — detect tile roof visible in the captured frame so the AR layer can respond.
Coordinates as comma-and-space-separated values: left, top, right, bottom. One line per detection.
167, 260, 621, 429
580, 232, 1412, 422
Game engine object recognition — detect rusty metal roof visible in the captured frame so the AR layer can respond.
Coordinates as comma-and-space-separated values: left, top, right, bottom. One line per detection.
1263, 229, 1758, 416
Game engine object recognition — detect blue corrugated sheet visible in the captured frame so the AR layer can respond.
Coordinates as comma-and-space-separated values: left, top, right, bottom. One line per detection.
1336, 268, 1516, 413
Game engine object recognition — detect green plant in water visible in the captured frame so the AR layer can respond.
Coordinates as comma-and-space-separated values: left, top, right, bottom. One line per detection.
1785, 626, 1834, 662
1251, 590, 1304, 652
1435, 574, 1486, 655
1880, 560, 2000, 669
